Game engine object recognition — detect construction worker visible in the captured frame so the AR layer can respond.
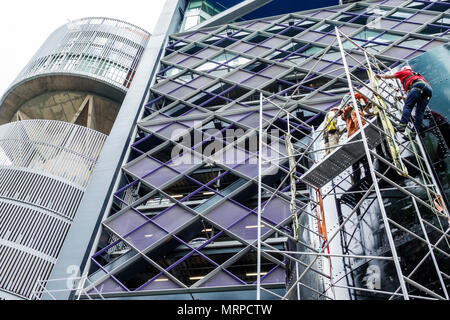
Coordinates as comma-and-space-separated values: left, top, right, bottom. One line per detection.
340, 92, 371, 183
340, 92, 369, 138
322, 106, 342, 155
377, 65, 432, 134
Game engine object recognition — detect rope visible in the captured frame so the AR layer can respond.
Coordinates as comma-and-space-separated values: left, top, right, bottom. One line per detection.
366, 57, 408, 177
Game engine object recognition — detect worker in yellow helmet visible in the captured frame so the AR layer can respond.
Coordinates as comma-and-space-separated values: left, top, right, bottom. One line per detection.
322, 106, 343, 155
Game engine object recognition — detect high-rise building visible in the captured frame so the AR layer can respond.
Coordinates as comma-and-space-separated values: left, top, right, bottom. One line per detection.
0, 17, 150, 300
2, 0, 449, 301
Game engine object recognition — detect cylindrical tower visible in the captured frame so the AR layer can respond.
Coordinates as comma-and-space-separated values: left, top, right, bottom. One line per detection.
0, 120, 107, 299
0, 17, 150, 300
0, 17, 150, 134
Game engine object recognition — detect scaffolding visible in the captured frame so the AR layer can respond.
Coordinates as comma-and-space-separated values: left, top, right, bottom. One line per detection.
31, 276, 105, 301
255, 27, 450, 300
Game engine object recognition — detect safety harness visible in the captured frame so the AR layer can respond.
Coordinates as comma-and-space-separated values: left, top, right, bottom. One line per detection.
342, 94, 364, 121
402, 71, 428, 94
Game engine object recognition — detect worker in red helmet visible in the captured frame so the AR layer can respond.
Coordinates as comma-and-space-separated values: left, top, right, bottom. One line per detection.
322, 106, 342, 155
377, 65, 432, 134
340, 92, 369, 138
339, 92, 372, 183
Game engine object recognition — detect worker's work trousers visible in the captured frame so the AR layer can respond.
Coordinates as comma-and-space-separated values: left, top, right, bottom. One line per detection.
324, 131, 340, 155
401, 81, 433, 132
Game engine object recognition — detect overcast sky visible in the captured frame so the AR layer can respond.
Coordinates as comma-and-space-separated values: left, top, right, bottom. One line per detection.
0, 0, 166, 96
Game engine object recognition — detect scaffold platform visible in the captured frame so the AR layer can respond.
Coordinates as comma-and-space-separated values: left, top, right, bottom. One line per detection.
300, 117, 382, 189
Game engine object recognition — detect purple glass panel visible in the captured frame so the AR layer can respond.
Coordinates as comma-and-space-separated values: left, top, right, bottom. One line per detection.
336, 25, 359, 36
343, 52, 365, 66
408, 13, 434, 24
310, 10, 336, 19
184, 32, 208, 41
230, 42, 254, 54
154, 80, 182, 94
143, 166, 179, 188
152, 205, 194, 233
168, 85, 197, 99
222, 112, 251, 123
259, 65, 289, 78
304, 99, 341, 111
178, 119, 201, 128
166, 153, 202, 173
300, 59, 330, 72
215, 146, 247, 166
403, 51, 425, 60
300, 31, 323, 42
165, 52, 190, 64
125, 221, 168, 251
246, 21, 271, 31
275, 142, 287, 157
126, 157, 161, 178
143, 123, 170, 133
383, 0, 409, 6
196, 47, 220, 59
206, 200, 250, 228
157, 122, 190, 139
242, 75, 271, 88
382, 46, 415, 58
245, 46, 271, 57
183, 108, 206, 116
225, 70, 252, 83
228, 214, 272, 241
262, 37, 286, 48
260, 196, 291, 225
266, 96, 286, 107
107, 209, 148, 237
309, 91, 335, 100
234, 161, 259, 178
262, 108, 281, 117
178, 56, 203, 68
150, 114, 171, 121
261, 145, 283, 165
315, 34, 336, 45
89, 277, 126, 294
261, 266, 285, 284
395, 22, 420, 33
199, 270, 243, 288
378, 19, 401, 29
139, 275, 180, 291
422, 40, 447, 51
188, 75, 214, 89
320, 65, 344, 77
239, 112, 272, 129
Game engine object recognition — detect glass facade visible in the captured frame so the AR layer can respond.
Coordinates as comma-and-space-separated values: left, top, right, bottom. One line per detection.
82, 0, 450, 300
181, 0, 223, 31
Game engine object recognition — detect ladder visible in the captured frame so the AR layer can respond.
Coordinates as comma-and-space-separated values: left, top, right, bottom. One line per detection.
255, 25, 450, 301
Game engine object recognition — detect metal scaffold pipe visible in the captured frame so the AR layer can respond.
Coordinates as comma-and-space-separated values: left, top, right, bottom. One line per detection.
334, 26, 410, 300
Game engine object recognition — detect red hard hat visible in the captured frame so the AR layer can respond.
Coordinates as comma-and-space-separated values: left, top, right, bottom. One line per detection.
401, 65, 412, 71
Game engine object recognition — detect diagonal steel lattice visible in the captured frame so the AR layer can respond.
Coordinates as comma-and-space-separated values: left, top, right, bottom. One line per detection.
79, 0, 450, 300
